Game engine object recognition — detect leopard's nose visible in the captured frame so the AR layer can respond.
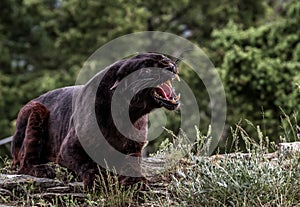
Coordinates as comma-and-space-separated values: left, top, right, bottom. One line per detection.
166, 63, 178, 74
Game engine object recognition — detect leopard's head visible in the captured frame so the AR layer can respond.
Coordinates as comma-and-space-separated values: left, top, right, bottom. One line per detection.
110, 53, 180, 112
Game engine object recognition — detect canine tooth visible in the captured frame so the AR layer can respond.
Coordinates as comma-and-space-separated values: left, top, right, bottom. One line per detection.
166, 80, 172, 87
175, 74, 180, 82
176, 93, 181, 100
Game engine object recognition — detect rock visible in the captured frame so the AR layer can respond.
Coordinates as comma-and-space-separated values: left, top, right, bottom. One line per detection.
69, 182, 84, 192
279, 142, 300, 157
47, 186, 70, 193
0, 174, 63, 192
0, 188, 13, 196
0, 174, 85, 206
142, 157, 165, 177
31, 192, 86, 200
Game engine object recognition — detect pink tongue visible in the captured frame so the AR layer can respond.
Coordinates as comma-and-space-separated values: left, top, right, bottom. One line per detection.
159, 83, 172, 98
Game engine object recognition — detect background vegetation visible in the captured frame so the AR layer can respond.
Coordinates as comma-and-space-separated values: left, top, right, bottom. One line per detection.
0, 0, 299, 156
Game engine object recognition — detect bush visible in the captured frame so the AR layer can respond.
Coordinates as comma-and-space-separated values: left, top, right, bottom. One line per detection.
211, 0, 300, 142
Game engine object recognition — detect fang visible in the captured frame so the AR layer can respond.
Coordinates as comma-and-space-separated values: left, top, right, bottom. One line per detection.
166, 80, 172, 87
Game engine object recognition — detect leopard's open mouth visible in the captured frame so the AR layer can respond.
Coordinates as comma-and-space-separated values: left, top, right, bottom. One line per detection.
152, 74, 180, 110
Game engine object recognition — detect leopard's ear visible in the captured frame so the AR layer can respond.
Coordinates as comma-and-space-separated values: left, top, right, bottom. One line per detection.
110, 80, 120, 90
110, 59, 135, 91
171, 48, 194, 64
110, 66, 126, 91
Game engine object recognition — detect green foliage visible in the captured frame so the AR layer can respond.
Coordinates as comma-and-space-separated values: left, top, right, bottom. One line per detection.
89, 170, 140, 207
211, 0, 300, 141
0, 0, 150, 140
280, 110, 299, 142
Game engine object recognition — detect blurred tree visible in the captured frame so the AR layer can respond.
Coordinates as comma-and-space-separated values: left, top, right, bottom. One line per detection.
211, 0, 300, 144
0, 0, 149, 139
142, 0, 267, 46
0, 0, 64, 139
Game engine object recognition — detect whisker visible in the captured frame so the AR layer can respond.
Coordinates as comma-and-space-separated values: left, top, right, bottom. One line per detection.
174, 48, 194, 64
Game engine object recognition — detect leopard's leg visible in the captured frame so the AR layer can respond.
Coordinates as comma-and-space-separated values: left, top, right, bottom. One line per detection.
118, 152, 148, 189
56, 127, 100, 189
11, 101, 55, 178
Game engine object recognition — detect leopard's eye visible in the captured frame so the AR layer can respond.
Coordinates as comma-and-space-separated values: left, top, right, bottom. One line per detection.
165, 64, 175, 72
160, 60, 170, 65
